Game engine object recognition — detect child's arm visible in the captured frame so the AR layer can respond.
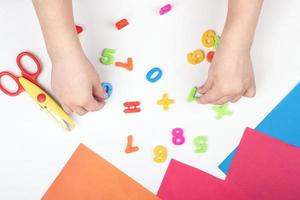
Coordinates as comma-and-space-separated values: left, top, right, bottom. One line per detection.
32, 0, 105, 115
198, 0, 263, 105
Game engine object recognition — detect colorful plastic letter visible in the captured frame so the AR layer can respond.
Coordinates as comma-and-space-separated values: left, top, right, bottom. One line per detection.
75, 25, 83, 34
100, 48, 116, 65
123, 101, 141, 113
172, 128, 185, 145
194, 136, 207, 153
153, 145, 168, 163
125, 135, 139, 154
206, 51, 215, 63
146, 67, 163, 83
159, 4, 172, 15
187, 49, 205, 65
101, 82, 113, 99
115, 58, 133, 71
202, 30, 216, 48
213, 35, 220, 49
115, 19, 129, 30
187, 87, 198, 102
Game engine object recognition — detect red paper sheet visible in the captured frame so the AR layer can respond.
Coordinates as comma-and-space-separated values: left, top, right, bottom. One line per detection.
157, 159, 250, 200
226, 127, 300, 200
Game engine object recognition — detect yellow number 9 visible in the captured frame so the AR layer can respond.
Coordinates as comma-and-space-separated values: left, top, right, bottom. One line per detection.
153, 145, 168, 164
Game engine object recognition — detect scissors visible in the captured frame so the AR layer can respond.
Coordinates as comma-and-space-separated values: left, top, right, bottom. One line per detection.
0, 51, 75, 131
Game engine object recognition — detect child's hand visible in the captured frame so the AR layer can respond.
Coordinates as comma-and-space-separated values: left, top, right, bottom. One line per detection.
197, 0, 263, 105
33, 0, 105, 115
197, 45, 256, 105
51, 55, 105, 115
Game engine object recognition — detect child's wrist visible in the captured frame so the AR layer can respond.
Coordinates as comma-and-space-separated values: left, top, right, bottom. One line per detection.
220, 27, 252, 53
49, 46, 85, 64
44, 31, 84, 63
221, 21, 256, 52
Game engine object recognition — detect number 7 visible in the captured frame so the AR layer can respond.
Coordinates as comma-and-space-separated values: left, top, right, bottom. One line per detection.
100, 48, 116, 65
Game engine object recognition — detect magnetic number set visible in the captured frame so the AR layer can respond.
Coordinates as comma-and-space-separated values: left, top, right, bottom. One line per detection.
92, 5, 231, 163
0, 4, 233, 164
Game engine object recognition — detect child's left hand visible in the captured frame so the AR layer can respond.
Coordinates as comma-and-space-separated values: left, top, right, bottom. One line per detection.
197, 43, 256, 105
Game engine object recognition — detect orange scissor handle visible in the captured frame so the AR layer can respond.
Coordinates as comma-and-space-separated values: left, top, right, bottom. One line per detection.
0, 71, 23, 96
16, 51, 41, 82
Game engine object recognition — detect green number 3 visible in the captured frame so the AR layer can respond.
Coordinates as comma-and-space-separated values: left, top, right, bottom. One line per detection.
100, 48, 116, 65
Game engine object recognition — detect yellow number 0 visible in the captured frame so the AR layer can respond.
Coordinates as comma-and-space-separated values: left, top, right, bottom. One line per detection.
187, 49, 205, 65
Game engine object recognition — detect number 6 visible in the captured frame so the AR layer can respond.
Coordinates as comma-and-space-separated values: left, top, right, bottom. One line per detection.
100, 48, 116, 65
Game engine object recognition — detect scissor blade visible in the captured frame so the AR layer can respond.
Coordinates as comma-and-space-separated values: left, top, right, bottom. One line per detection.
19, 77, 76, 130
44, 106, 71, 131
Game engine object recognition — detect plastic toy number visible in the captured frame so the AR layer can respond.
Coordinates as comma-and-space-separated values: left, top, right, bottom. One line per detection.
115, 19, 129, 30
187, 49, 205, 65
194, 136, 207, 153
202, 30, 216, 48
187, 86, 198, 102
153, 145, 168, 163
115, 58, 133, 71
159, 4, 172, 15
100, 48, 116, 65
125, 135, 139, 154
101, 82, 113, 99
172, 128, 185, 145
146, 67, 163, 83
206, 51, 215, 63
213, 34, 220, 49
75, 25, 83, 34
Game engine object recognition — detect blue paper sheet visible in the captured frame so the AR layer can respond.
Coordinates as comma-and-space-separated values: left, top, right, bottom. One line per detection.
219, 82, 300, 174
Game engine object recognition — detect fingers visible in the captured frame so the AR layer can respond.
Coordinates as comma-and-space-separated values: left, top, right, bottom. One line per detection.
197, 87, 222, 104
198, 78, 213, 94
202, 84, 254, 105
230, 95, 242, 103
71, 95, 105, 115
197, 81, 250, 104
244, 83, 256, 98
71, 98, 105, 116
210, 82, 255, 105
61, 84, 106, 116
93, 84, 105, 100
83, 84, 106, 112
61, 104, 72, 114
229, 83, 255, 103
215, 96, 233, 105
84, 99, 105, 112
72, 106, 88, 116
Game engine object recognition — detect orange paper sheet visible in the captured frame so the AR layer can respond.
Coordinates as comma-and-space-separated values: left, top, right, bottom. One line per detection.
42, 144, 160, 200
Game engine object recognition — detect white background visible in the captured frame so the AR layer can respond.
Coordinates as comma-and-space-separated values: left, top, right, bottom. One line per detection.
0, 0, 300, 199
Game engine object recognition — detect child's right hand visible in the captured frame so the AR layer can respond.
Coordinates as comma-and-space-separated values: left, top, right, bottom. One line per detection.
33, 0, 106, 116
51, 55, 105, 115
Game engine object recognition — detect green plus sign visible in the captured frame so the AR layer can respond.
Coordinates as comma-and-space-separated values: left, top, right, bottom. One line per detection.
212, 103, 233, 120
